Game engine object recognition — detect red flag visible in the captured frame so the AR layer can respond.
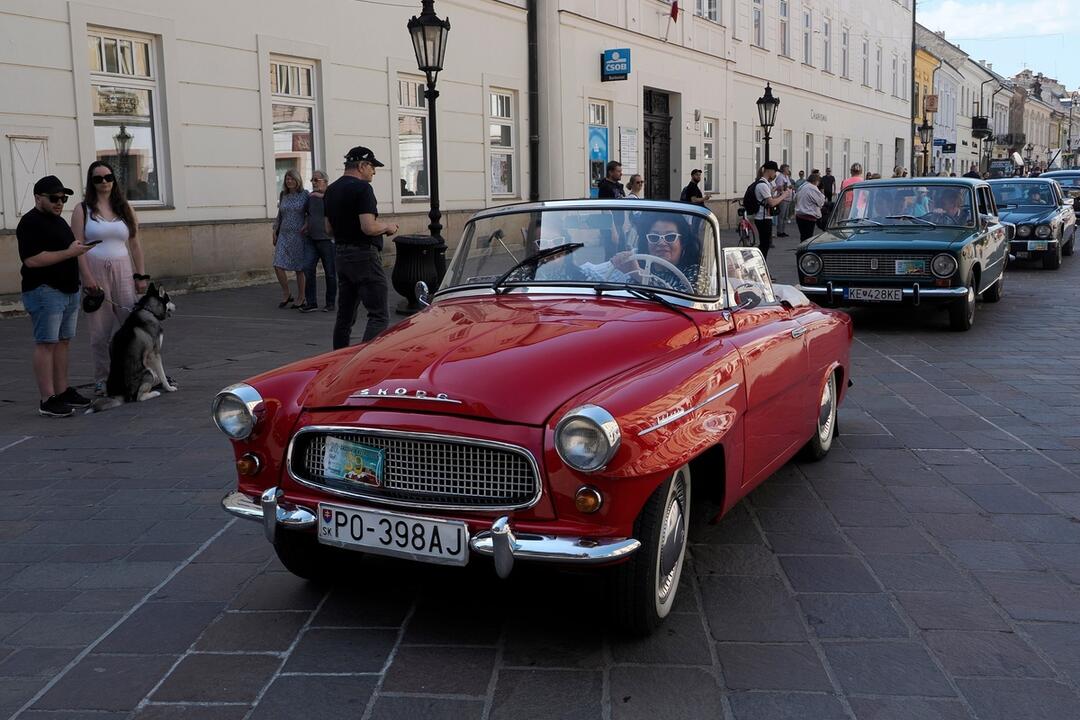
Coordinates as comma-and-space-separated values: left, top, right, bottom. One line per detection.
670, 1, 680, 22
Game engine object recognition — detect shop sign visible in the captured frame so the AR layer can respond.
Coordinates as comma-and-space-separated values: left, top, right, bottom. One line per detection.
942, 143, 957, 154
601, 49, 631, 82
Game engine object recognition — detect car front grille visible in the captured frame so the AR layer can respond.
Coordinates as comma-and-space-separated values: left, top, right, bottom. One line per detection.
821, 253, 933, 278
289, 429, 539, 510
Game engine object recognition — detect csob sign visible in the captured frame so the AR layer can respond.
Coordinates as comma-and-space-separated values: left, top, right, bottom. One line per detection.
601, 48, 631, 82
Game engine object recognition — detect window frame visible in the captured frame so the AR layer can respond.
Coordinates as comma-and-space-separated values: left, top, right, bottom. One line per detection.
822, 17, 832, 73
861, 38, 870, 86
875, 45, 883, 91
269, 56, 319, 193
841, 28, 850, 78
802, 9, 813, 66
702, 118, 717, 193
397, 75, 431, 200
779, 0, 790, 58
694, 0, 719, 23
752, 0, 765, 48
488, 89, 517, 198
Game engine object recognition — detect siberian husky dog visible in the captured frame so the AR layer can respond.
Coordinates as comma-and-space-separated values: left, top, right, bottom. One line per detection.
90, 284, 177, 412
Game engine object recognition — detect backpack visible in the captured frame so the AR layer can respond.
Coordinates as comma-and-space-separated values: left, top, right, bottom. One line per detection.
743, 179, 767, 215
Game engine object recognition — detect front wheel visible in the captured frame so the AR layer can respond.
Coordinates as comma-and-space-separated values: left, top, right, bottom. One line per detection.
1064, 231, 1075, 256
1044, 241, 1063, 269
273, 528, 349, 582
982, 269, 1004, 303
948, 272, 977, 332
738, 222, 758, 247
800, 372, 838, 461
613, 466, 691, 636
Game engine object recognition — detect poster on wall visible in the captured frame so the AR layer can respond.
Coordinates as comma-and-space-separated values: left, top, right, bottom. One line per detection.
588, 125, 609, 198
619, 127, 638, 177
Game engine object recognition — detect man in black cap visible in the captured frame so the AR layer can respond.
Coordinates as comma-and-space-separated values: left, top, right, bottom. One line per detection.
17, 176, 94, 416
753, 161, 791, 260
324, 147, 399, 349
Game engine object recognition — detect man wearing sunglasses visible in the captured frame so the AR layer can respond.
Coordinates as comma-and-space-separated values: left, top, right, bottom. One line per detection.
17, 175, 94, 417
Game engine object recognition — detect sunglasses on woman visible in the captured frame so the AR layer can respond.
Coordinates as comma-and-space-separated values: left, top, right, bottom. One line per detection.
91, 174, 116, 184
646, 232, 681, 246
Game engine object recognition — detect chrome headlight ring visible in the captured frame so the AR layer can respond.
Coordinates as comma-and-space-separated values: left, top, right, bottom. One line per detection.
212, 383, 264, 440
798, 253, 823, 276
1017, 225, 1033, 238
931, 253, 958, 279
554, 404, 621, 473
1035, 225, 1052, 239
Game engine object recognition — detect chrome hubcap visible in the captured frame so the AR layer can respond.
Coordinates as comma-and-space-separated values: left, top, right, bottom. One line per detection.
657, 474, 687, 602
817, 377, 835, 444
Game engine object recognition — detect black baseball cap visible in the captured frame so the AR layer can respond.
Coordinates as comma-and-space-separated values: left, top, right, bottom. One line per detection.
762, 161, 780, 171
344, 146, 384, 167
33, 175, 74, 196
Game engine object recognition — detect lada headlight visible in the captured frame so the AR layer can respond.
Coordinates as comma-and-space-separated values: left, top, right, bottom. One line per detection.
212, 383, 264, 440
1035, 225, 1052, 238
555, 405, 621, 472
798, 253, 823, 276
931, 253, 958, 279
1017, 225, 1032, 238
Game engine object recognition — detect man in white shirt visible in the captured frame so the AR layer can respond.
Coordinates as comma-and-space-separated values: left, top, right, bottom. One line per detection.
753, 161, 792, 260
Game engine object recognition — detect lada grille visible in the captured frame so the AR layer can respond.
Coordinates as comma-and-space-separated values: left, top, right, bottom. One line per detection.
289, 429, 539, 510
821, 253, 933, 278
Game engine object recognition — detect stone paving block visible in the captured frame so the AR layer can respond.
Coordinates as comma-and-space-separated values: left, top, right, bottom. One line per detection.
73, 561, 179, 589
312, 582, 414, 628
284, 628, 397, 674
1026, 543, 1080, 584
153, 562, 260, 602
756, 508, 841, 535
35, 653, 176, 711
5, 563, 95, 590
0, 590, 78, 613
96, 601, 224, 654
976, 571, 1080, 623
609, 666, 723, 720
766, 530, 853, 555
195, 610, 307, 652
889, 486, 982, 515
151, 653, 280, 703
608, 612, 711, 665
370, 696, 485, 720
689, 504, 764, 545
824, 498, 912, 528
0, 647, 79, 677
779, 556, 880, 593
489, 669, 603, 720
699, 576, 806, 642
989, 514, 1080, 543
961, 486, 1057, 515
250, 675, 378, 720
845, 526, 935, 554
728, 691, 848, 720
865, 554, 973, 592
691, 544, 777, 575
847, 697, 971, 720
382, 645, 497, 695
1009, 466, 1080, 493
134, 706, 250, 720
894, 592, 1010, 631
956, 678, 1080, 720
798, 594, 909, 639
6, 612, 121, 648
1020, 622, 1080, 685
0, 677, 48, 717
822, 641, 953, 696
811, 477, 891, 501
228, 572, 326, 611
61, 589, 145, 612
717, 643, 832, 691
924, 630, 1053, 678
502, 619, 605, 669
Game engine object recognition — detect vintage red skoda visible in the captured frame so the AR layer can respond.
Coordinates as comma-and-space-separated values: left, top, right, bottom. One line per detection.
215, 200, 853, 633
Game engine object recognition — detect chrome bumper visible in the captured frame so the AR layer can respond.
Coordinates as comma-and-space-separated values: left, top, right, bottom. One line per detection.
222, 489, 640, 578
798, 281, 969, 305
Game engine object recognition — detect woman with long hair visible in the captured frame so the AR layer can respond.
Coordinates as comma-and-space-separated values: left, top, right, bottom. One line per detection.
272, 169, 308, 308
71, 160, 147, 395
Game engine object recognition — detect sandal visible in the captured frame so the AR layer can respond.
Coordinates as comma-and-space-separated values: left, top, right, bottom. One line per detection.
278, 296, 294, 308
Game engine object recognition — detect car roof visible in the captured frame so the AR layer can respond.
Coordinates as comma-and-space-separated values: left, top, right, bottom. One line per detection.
467, 198, 716, 222
1040, 170, 1080, 177
986, 178, 1054, 183
849, 177, 984, 188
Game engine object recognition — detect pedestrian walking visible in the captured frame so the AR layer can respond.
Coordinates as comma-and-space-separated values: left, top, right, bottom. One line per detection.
272, 169, 308, 309
18, 176, 93, 417
71, 161, 148, 395
679, 169, 711, 205
597, 161, 625, 199
821, 167, 836, 202
626, 174, 645, 198
750, 161, 791, 260
774, 164, 794, 237
793, 170, 807, 191
963, 167, 981, 179
840, 163, 864, 193
794, 172, 826, 241
298, 170, 336, 313
325, 146, 398, 349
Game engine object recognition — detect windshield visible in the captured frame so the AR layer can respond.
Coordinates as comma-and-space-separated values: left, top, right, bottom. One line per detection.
442, 207, 720, 298
1052, 177, 1080, 198
990, 181, 1054, 207
830, 184, 975, 228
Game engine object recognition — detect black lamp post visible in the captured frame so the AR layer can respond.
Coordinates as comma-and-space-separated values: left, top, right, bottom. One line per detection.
918, 120, 933, 176
407, 0, 450, 243
113, 123, 133, 190
756, 83, 780, 165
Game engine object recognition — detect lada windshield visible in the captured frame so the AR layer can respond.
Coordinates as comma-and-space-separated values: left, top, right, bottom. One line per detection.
442, 207, 720, 298
990, 181, 1054, 207
830, 184, 975, 228
1053, 177, 1080, 198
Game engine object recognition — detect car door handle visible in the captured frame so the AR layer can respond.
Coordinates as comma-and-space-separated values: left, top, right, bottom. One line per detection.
791, 326, 807, 339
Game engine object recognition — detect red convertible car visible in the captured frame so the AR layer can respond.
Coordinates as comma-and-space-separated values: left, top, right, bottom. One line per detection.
215, 200, 852, 633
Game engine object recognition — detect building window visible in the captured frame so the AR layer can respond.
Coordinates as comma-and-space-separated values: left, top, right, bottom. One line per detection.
398, 77, 429, 197
842, 138, 850, 173
841, 28, 850, 78
779, 1, 790, 57
695, 0, 718, 22
822, 18, 832, 73
754, 128, 763, 170
489, 91, 515, 196
270, 57, 318, 193
891, 54, 898, 96
752, 0, 764, 47
877, 143, 884, 175
732, 121, 739, 192
824, 136, 833, 172
804, 133, 814, 175
875, 46, 882, 90
782, 129, 792, 167
861, 38, 869, 85
864, 141, 871, 170
88, 28, 164, 203
802, 10, 812, 65
901, 61, 908, 100
587, 100, 610, 198
703, 119, 716, 192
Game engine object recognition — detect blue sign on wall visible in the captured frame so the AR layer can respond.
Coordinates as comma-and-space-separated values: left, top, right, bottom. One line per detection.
933, 138, 947, 146
588, 126, 609, 198
601, 48, 631, 82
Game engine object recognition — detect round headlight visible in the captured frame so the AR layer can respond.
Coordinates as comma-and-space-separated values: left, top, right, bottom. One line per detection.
1017, 225, 1032, 238
212, 383, 263, 440
555, 405, 621, 473
931, 253, 958, 279
1035, 225, 1052, 238
798, 253, 823, 276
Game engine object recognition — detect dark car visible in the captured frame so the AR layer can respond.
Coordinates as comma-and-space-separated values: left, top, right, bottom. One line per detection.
795, 178, 1011, 331
988, 178, 1076, 269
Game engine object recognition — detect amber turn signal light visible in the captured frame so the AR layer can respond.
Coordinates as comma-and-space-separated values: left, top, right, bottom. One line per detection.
236, 453, 262, 476
575, 486, 603, 514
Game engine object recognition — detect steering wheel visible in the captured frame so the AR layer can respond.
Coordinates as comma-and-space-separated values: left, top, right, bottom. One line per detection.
627, 253, 694, 291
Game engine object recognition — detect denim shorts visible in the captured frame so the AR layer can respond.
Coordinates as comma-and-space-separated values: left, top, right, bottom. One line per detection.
22, 285, 80, 344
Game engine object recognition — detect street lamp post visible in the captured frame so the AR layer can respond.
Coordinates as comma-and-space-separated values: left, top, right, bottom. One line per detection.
918, 121, 933, 177
407, 0, 451, 243
756, 83, 780, 165
113, 123, 133, 192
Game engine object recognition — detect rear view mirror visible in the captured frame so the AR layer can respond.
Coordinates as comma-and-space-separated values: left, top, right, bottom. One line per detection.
1002, 222, 1016, 241
734, 286, 762, 311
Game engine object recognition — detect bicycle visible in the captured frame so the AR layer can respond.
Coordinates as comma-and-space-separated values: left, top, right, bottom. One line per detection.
736, 205, 759, 247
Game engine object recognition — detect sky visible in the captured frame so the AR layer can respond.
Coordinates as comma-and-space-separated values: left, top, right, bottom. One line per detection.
918, 0, 1080, 90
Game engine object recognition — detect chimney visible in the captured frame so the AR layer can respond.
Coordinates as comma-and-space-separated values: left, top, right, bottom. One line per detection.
987, 63, 992, 70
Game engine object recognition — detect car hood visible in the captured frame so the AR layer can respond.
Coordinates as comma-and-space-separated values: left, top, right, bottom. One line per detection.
802, 227, 973, 252
299, 295, 699, 425
998, 207, 1059, 225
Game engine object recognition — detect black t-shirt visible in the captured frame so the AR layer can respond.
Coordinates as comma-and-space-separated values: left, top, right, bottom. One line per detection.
597, 177, 625, 199
17, 208, 79, 294
680, 180, 703, 203
821, 175, 836, 197
324, 176, 382, 250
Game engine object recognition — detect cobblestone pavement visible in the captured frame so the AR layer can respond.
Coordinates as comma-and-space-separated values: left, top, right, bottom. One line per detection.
2, 236, 1080, 719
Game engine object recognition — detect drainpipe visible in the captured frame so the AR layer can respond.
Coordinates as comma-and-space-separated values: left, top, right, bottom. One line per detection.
527, 0, 540, 201
910, 6, 917, 173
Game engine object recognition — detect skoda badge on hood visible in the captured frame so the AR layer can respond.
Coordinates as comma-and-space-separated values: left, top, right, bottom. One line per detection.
349, 387, 462, 404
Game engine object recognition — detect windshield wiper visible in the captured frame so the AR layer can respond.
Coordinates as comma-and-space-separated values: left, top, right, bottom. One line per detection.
491, 242, 583, 294
594, 283, 701, 339
885, 214, 936, 226
834, 217, 883, 226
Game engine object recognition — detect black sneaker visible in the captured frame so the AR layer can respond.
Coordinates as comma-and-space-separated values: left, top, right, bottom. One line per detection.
298, 303, 318, 313
323, 304, 336, 313
58, 386, 92, 408
39, 396, 74, 418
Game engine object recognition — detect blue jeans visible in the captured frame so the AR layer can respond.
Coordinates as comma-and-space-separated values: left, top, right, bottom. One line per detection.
303, 239, 337, 308
22, 285, 79, 343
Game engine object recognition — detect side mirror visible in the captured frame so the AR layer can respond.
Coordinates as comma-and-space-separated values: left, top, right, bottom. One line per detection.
1002, 222, 1016, 241
979, 213, 997, 228
733, 287, 762, 311
415, 280, 431, 308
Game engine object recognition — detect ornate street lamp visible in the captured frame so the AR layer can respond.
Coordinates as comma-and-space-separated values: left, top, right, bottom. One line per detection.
756, 83, 780, 164
112, 124, 133, 190
918, 120, 933, 176
407, 0, 450, 243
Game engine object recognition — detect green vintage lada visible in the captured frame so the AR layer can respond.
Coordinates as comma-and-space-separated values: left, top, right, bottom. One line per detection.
795, 178, 1012, 331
